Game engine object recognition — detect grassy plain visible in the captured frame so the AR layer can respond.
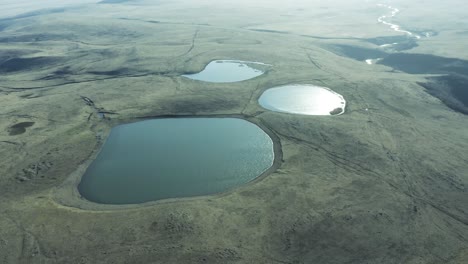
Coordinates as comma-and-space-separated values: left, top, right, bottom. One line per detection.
0, 0, 467, 263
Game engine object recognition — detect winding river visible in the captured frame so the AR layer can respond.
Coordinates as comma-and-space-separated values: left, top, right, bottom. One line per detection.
377, 4, 421, 40
366, 3, 425, 65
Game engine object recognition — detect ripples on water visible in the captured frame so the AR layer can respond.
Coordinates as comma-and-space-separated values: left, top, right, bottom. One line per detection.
78, 118, 275, 204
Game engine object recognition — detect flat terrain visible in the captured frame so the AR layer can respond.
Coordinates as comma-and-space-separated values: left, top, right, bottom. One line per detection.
0, 0, 467, 263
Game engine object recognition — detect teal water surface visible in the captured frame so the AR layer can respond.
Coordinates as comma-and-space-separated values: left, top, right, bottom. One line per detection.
78, 118, 274, 204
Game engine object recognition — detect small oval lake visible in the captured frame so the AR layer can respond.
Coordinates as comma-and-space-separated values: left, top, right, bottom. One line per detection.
259, 85, 346, 115
182, 60, 266, 83
78, 118, 275, 204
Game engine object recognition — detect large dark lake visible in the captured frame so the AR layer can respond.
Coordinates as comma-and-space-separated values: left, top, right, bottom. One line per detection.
78, 118, 274, 204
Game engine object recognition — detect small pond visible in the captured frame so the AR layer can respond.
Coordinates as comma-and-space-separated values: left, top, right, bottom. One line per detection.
182, 60, 266, 83
78, 118, 275, 204
259, 85, 346, 115
8, 121, 35, 135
